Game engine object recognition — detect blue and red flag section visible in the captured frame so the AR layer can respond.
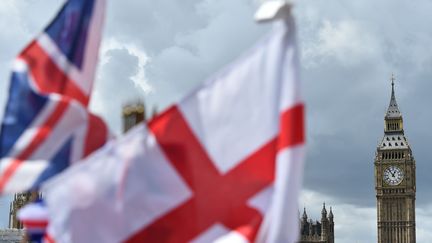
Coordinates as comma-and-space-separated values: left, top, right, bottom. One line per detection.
0, 0, 108, 194
17, 199, 49, 243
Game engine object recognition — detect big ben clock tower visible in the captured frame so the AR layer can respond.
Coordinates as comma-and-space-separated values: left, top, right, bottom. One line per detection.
375, 75, 416, 243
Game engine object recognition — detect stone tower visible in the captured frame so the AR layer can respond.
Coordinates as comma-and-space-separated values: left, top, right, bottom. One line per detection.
123, 103, 146, 132
9, 192, 32, 229
9, 191, 40, 229
375, 75, 416, 243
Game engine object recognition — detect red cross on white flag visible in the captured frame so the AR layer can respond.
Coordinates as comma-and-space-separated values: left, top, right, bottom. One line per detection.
43, 14, 304, 243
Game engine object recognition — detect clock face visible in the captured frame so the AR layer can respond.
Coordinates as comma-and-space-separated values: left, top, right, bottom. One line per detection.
383, 166, 404, 186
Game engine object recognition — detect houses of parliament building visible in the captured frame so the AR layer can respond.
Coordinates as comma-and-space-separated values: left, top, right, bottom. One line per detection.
298, 204, 334, 243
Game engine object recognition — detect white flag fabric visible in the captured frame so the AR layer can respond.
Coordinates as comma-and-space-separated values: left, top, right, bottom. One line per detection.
43, 15, 304, 243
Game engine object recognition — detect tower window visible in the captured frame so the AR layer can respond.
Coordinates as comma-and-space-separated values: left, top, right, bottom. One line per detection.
395, 142, 398, 146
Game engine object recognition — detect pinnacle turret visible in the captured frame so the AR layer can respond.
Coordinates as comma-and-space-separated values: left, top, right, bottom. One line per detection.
321, 202, 327, 218
386, 74, 402, 119
302, 207, 308, 221
383, 74, 405, 134
329, 207, 334, 220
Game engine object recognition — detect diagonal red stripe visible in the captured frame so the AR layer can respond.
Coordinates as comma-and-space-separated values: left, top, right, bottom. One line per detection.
148, 106, 220, 191
20, 41, 89, 106
0, 100, 69, 192
278, 104, 305, 151
127, 103, 304, 243
83, 114, 108, 157
222, 205, 263, 241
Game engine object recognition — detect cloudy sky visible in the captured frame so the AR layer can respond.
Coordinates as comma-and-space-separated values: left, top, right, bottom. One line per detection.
1, 0, 432, 242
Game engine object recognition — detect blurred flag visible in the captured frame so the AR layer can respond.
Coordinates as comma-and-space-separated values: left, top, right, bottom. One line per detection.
44, 14, 304, 243
17, 199, 49, 243
0, 0, 108, 194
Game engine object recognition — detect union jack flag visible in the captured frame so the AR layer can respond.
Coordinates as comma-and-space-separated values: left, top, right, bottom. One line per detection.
0, 0, 108, 194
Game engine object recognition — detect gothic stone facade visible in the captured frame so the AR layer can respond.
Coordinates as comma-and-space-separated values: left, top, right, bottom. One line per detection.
0, 229, 25, 243
9, 191, 41, 230
375, 78, 416, 243
299, 204, 334, 243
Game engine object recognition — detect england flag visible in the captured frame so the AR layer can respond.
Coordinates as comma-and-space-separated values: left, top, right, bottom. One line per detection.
0, 0, 108, 194
43, 13, 304, 243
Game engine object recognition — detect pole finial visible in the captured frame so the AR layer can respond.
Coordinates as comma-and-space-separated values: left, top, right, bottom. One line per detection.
391, 73, 395, 87
255, 0, 292, 23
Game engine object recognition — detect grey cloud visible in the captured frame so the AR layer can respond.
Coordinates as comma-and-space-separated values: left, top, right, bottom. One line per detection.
292, 0, 432, 213
106, 0, 207, 55
90, 48, 144, 135
140, 0, 269, 109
